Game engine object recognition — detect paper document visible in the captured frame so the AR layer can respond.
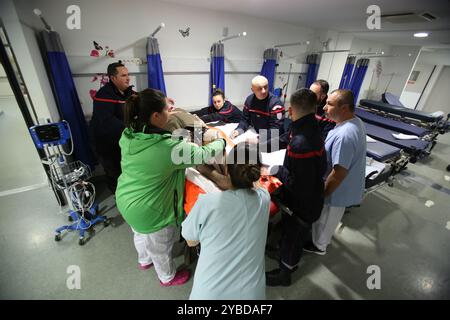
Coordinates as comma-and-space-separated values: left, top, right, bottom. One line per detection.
212, 123, 239, 137
226, 129, 259, 153
261, 149, 286, 167
260, 149, 286, 176
392, 133, 419, 140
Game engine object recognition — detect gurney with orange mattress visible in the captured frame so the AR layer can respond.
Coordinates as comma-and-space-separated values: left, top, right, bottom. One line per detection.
183, 123, 282, 217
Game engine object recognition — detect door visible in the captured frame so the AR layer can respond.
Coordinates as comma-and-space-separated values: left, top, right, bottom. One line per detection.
0, 23, 46, 194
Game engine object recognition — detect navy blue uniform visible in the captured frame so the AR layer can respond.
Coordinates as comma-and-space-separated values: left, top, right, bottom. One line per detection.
315, 114, 336, 140
191, 101, 242, 123
236, 93, 285, 141
315, 96, 327, 117
314, 95, 336, 140
273, 113, 327, 269
89, 82, 135, 192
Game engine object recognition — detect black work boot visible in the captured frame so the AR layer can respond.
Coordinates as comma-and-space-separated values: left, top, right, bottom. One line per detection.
266, 268, 292, 287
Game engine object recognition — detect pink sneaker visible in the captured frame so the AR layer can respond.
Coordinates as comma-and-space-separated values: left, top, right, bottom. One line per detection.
159, 270, 190, 287
138, 263, 153, 270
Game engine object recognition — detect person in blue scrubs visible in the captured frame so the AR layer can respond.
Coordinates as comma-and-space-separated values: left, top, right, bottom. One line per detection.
181, 143, 271, 299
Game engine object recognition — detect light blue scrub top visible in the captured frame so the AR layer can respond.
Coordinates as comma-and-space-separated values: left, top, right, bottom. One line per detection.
324, 117, 367, 207
181, 187, 270, 300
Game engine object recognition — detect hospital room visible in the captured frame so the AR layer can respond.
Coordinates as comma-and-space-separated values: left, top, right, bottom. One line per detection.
1, 0, 450, 303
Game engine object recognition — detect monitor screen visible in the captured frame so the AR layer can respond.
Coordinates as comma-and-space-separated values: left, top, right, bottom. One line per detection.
34, 124, 61, 143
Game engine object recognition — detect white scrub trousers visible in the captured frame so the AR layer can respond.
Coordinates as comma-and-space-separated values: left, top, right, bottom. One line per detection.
132, 225, 177, 283
312, 204, 346, 251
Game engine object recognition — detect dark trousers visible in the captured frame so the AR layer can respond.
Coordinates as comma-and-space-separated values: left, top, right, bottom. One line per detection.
94, 138, 121, 193
279, 211, 311, 270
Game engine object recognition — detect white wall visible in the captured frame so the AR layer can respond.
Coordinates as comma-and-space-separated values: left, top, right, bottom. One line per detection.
0, 96, 47, 192
0, 65, 14, 97
383, 45, 421, 99
0, 0, 59, 123
400, 64, 434, 109
421, 66, 450, 114
0, 71, 47, 191
316, 30, 353, 92
416, 50, 450, 66
305, 33, 421, 106
14, 0, 316, 116
415, 50, 450, 111
312, 34, 421, 106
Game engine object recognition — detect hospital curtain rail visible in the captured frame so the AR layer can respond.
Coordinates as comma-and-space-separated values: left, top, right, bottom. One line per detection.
305, 54, 320, 88
339, 55, 356, 89
350, 58, 370, 104
209, 42, 225, 105
146, 37, 167, 95
40, 30, 95, 169
260, 48, 278, 93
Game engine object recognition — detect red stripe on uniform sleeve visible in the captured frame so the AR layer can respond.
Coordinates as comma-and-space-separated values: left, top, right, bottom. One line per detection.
315, 114, 335, 123
287, 145, 324, 159
93, 97, 126, 104
270, 108, 285, 114
248, 109, 271, 117
218, 107, 233, 115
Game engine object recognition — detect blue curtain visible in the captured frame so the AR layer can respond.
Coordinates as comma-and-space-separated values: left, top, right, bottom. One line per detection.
305, 54, 320, 88
147, 37, 167, 95
209, 42, 225, 104
260, 48, 278, 93
350, 58, 370, 103
349, 59, 361, 91
339, 56, 356, 89
40, 31, 95, 169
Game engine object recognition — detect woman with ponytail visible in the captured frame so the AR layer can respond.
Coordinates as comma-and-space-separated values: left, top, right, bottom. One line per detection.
181, 142, 271, 299
115, 88, 225, 287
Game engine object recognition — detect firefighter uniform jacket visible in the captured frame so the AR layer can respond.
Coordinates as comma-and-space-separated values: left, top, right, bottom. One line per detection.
236, 93, 285, 141
314, 95, 336, 140
90, 82, 135, 146
191, 101, 242, 123
274, 113, 327, 224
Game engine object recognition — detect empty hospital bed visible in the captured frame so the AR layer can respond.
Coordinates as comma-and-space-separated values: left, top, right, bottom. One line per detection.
364, 138, 409, 190
355, 106, 438, 160
360, 99, 449, 134
363, 121, 431, 162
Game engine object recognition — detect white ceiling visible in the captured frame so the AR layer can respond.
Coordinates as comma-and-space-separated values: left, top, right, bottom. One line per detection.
161, 0, 450, 48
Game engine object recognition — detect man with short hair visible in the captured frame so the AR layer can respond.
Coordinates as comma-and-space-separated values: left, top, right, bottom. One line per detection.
90, 62, 175, 192
266, 88, 327, 287
231, 76, 284, 143
310, 79, 328, 117
304, 89, 367, 255
90, 62, 135, 192
310, 79, 336, 140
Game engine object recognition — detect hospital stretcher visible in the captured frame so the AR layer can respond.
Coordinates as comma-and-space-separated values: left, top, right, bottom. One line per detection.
356, 102, 442, 161
364, 137, 409, 190
356, 107, 429, 137
363, 120, 432, 161
381, 92, 450, 130
183, 124, 282, 217
359, 99, 449, 134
